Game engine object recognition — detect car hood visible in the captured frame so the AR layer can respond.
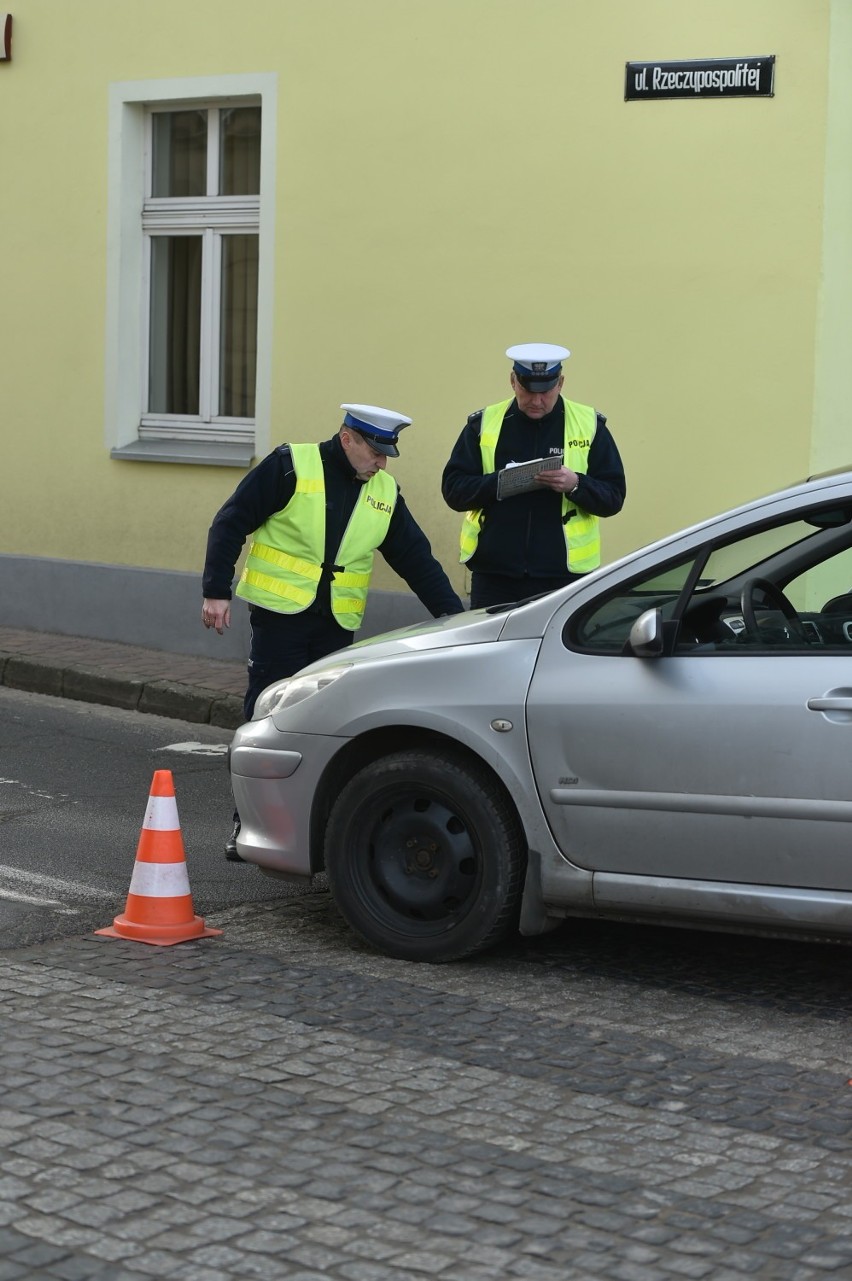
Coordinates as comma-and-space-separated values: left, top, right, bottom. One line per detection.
299, 607, 510, 676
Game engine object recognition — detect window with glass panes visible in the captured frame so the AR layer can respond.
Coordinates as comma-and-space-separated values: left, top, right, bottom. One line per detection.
142, 104, 260, 443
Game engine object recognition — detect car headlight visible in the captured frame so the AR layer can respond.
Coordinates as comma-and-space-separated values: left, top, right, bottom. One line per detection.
252, 663, 352, 720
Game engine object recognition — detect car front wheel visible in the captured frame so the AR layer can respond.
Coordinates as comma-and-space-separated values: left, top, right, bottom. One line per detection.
324, 748, 526, 963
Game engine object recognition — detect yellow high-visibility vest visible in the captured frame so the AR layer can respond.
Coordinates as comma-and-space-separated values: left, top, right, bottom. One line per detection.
237, 443, 397, 630
459, 397, 600, 572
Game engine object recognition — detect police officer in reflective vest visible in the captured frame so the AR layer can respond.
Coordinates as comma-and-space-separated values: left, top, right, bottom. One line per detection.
202, 404, 464, 858
442, 343, 626, 610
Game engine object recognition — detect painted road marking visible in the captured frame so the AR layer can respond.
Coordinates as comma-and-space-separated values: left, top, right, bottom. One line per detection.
0, 886, 79, 914
0, 865, 113, 904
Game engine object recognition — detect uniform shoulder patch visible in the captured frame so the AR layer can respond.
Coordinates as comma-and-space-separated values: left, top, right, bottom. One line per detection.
467, 408, 484, 425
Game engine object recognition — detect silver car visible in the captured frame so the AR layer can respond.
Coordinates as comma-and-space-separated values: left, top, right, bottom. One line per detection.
230, 469, 852, 962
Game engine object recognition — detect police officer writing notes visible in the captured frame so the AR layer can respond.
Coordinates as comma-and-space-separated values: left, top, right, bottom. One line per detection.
442, 343, 626, 610
203, 403, 464, 858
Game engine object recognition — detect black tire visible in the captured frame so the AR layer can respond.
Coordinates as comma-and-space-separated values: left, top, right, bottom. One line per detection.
324, 748, 526, 963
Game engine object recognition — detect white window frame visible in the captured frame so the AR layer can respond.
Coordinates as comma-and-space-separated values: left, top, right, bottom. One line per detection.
105, 74, 277, 467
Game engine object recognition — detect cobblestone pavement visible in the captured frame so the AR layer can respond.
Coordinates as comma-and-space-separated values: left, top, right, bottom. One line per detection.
4, 891, 852, 1281
4, 628, 852, 1278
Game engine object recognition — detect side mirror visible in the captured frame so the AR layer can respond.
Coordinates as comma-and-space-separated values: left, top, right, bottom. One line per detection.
628, 607, 664, 657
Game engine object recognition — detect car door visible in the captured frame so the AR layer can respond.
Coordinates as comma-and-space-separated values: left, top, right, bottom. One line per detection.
526, 514, 852, 892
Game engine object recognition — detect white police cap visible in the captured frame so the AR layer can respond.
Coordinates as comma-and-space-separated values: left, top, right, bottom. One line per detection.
507, 343, 570, 391
340, 404, 412, 458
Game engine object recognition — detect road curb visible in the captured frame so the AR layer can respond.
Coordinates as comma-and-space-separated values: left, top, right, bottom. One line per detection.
64, 668, 144, 711
209, 695, 245, 730
0, 651, 244, 729
3, 655, 64, 698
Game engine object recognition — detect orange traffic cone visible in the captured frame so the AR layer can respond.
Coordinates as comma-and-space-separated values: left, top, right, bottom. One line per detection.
96, 769, 222, 946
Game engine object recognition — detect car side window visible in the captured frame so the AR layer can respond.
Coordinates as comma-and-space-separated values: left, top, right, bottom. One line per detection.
677, 514, 852, 654
571, 557, 698, 653
572, 502, 852, 657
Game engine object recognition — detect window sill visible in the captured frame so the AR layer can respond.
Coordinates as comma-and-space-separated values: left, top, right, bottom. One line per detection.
111, 439, 255, 468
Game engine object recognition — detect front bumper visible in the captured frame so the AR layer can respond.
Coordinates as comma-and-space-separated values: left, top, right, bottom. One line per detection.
229, 720, 344, 876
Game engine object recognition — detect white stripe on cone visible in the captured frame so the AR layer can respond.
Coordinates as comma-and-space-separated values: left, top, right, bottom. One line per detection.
142, 794, 180, 831
128, 861, 192, 897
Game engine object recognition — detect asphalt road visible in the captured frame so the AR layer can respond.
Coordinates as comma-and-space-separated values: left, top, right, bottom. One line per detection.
0, 687, 311, 948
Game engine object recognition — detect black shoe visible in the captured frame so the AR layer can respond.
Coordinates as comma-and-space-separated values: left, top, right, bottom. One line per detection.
225, 818, 245, 863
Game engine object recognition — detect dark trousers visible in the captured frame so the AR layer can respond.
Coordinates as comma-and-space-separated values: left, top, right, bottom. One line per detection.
469, 571, 583, 611
244, 606, 354, 719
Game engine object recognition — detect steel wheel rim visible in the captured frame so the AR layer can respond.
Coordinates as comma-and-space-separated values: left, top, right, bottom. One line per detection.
350, 786, 483, 934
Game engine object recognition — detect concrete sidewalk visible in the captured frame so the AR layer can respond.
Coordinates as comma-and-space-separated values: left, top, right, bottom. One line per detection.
0, 627, 246, 729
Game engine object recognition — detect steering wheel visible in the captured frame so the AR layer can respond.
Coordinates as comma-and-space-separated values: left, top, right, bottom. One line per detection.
740, 577, 809, 642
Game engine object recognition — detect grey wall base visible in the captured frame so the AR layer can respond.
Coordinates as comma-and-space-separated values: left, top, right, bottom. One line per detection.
0, 554, 446, 661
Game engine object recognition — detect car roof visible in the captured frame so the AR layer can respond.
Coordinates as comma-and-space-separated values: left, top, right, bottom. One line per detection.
807, 465, 852, 482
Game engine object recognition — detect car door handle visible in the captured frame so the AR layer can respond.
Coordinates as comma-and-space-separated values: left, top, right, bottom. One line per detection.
807, 697, 852, 711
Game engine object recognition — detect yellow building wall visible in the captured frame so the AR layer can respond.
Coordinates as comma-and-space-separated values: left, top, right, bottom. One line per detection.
813, 0, 852, 476
0, 0, 842, 603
